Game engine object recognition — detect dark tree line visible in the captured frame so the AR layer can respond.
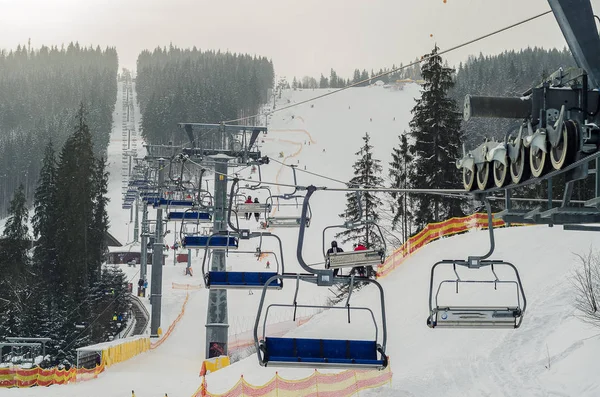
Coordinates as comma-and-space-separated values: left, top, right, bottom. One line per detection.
0, 43, 118, 217
0, 107, 129, 366
136, 45, 275, 145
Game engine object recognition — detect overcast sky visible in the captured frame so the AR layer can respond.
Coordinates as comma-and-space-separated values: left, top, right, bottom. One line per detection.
0, 0, 599, 80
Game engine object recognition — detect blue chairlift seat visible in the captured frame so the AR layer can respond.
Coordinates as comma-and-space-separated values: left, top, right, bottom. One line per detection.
143, 198, 160, 207
154, 198, 195, 209
183, 235, 239, 249
207, 271, 282, 289
167, 211, 211, 221
261, 337, 386, 369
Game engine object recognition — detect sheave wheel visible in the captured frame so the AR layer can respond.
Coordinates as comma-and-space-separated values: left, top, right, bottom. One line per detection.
530, 146, 551, 178
463, 167, 475, 191
510, 143, 529, 184
493, 159, 509, 188
550, 120, 578, 170
476, 162, 493, 191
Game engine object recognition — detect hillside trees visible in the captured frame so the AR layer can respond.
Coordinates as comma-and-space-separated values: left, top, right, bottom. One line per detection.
136, 47, 274, 144
0, 108, 127, 364
0, 43, 118, 217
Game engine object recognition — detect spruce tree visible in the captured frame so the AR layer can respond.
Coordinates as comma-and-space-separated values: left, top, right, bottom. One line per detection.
89, 156, 110, 286
409, 46, 464, 229
389, 133, 413, 242
1, 184, 29, 272
0, 184, 30, 336
337, 133, 384, 250
32, 140, 58, 285
55, 103, 96, 295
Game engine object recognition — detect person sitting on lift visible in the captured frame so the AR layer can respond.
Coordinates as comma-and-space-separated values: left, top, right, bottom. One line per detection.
244, 195, 253, 220
353, 243, 367, 277
253, 198, 261, 222
327, 240, 343, 276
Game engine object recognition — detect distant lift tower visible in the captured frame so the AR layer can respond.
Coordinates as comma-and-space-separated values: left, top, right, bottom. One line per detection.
179, 122, 267, 359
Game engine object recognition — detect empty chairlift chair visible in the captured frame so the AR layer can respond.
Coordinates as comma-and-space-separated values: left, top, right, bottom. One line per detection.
167, 210, 212, 222
200, 232, 284, 290
427, 199, 527, 329
262, 194, 312, 228
182, 233, 239, 250
254, 274, 388, 369
427, 258, 526, 328
153, 198, 195, 209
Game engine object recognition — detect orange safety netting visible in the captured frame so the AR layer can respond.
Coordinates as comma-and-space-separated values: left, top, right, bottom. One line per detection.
0, 363, 104, 388
377, 212, 516, 279
151, 292, 190, 349
192, 364, 392, 397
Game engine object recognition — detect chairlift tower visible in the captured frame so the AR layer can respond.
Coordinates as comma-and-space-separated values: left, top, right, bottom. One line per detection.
178, 122, 267, 359
150, 158, 166, 337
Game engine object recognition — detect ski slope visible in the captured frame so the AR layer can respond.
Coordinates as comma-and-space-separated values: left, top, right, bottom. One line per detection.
9, 82, 600, 397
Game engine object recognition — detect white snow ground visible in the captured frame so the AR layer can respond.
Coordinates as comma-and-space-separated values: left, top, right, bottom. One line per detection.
8, 82, 600, 397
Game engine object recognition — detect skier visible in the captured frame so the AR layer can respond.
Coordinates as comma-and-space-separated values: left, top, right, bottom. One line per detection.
253, 197, 261, 222
353, 243, 367, 251
244, 195, 253, 220
265, 260, 271, 269
353, 243, 367, 277
326, 241, 343, 277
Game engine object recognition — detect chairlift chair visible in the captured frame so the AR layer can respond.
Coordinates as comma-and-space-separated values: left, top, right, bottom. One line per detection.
153, 198, 195, 209
262, 194, 312, 228
426, 199, 527, 329
323, 224, 386, 270
427, 259, 526, 329
200, 232, 284, 290
254, 274, 388, 369
182, 232, 239, 250
167, 210, 212, 222
252, 185, 388, 369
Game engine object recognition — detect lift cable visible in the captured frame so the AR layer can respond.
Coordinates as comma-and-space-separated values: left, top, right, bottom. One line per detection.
222, 9, 552, 125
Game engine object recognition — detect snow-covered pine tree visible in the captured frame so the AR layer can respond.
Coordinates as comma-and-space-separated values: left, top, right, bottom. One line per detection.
1, 184, 29, 271
389, 133, 413, 242
409, 45, 464, 229
0, 184, 30, 336
337, 132, 384, 275
89, 156, 110, 286
55, 103, 96, 293
32, 141, 58, 285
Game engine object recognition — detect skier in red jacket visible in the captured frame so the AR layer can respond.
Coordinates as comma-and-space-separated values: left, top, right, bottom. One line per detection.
244, 195, 253, 220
